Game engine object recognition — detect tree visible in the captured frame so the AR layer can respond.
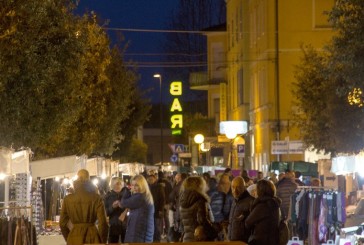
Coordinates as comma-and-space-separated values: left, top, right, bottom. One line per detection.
120, 138, 148, 163
0, 0, 149, 159
293, 0, 364, 155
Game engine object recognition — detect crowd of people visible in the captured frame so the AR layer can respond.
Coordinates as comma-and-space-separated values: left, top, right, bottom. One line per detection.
59, 167, 319, 245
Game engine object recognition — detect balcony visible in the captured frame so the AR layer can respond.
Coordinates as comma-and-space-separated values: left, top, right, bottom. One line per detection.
189, 72, 226, 90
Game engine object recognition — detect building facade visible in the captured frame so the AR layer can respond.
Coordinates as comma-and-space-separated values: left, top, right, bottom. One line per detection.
192, 0, 335, 172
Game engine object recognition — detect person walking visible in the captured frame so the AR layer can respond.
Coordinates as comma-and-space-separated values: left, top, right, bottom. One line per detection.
60, 169, 108, 245
168, 172, 187, 242
179, 176, 217, 242
245, 179, 281, 245
228, 176, 255, 243
120, 174, 154, 243
103, 177, 130, 243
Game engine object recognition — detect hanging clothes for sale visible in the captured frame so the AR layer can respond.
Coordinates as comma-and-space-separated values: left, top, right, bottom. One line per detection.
289, 186, 346, 245
0, 212, 37, 245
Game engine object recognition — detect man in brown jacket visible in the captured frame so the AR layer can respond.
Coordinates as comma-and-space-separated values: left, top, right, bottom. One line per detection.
60, 169, 108, 245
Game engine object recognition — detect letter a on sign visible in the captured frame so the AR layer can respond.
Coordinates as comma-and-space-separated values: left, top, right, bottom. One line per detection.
170, 98, 182, 112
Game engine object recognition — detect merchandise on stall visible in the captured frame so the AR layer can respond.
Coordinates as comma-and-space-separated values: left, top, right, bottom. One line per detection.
0, 203, 37, 245
289, 186, 346, 245
31, 177, 45, 238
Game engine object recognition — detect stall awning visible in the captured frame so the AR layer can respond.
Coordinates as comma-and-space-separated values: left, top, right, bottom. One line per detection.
30, 155, 78, 179
331, 155, 364, 175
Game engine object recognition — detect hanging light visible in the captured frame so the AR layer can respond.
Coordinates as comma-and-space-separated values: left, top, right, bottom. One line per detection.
226, 130, 237, 140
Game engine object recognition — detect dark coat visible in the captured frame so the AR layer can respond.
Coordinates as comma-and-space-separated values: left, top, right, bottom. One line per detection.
179, 189, 215, 242
149, 182, 165, 218
227, 190, 255, 242
158, 177, 173, 205
103, 187, 129, 236
169, 180, 182, 211
120, 192, 154, 243
245, 196, 281, 245
60, 181, 108, 245
276, 177, 298, 219
169, 180, 183, 230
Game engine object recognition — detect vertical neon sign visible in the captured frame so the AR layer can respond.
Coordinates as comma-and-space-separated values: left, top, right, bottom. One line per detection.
170, 81, 183, 135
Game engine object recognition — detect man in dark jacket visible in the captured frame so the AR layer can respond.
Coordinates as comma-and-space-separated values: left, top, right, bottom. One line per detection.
147, 174, 166, 242
158, 171, 173, 236
276, 171, 298, 220
228, 176, 255, 243
168, 172, 187, 241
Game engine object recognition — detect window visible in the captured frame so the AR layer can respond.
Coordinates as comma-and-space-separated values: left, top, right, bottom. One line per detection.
237, 69, 244, 105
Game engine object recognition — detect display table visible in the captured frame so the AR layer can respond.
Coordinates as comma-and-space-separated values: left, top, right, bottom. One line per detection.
38, 235, 66, 245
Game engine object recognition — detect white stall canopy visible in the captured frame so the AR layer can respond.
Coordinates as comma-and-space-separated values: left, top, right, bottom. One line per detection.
118, 163, 145, 176
331, 155, 364, 175
0, 147, 12, 174
30, 155, 78, 179
30, 155, 118, 180
12, 150, 31, 174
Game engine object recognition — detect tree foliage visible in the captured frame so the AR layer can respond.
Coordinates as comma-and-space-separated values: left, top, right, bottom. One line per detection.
0, 0, 149, 159
293, 0, 364, 155
120, 138, 148, 163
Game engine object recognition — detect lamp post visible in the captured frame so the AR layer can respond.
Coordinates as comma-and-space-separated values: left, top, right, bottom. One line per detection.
194, 134, 204, 166
153, 74, 163, 165
226, 131, 237, 169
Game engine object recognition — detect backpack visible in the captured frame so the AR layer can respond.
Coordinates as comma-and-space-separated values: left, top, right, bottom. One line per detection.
279, 219, 289, 245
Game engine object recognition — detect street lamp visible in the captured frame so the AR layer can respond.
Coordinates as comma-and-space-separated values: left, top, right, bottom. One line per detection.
220, 121, 248, 169
153, 74, 163, 165
225, 131, 237, 169
194, 134, 204, 165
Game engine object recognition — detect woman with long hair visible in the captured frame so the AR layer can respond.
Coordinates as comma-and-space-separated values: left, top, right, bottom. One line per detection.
120, 175, 154, 243
245, 179, 281, 245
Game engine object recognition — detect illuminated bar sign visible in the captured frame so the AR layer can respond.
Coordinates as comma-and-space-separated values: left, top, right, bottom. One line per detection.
170, 81, 183, 135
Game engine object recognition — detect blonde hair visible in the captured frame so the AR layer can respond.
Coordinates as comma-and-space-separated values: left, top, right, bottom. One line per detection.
132, 175, 154, 205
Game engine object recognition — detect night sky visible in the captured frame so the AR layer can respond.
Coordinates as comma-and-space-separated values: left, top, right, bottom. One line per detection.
75, 0, 184, 104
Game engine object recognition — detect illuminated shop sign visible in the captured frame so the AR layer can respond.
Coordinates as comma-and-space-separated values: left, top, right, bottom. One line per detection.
170, 81, 183, 135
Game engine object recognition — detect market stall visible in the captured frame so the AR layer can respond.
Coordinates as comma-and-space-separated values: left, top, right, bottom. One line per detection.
0, 147, 39, 244
30, 155, 118, 245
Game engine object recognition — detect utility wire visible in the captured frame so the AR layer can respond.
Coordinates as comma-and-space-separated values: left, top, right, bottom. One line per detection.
124, 52, 207, 56
104, 27, 213, 34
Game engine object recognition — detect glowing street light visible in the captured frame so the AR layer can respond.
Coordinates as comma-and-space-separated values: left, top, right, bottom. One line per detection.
153, 74, 163, 164
194, 134, 205, 165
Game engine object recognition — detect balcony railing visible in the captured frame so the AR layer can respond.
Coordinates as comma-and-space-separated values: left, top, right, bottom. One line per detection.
189, 72, 226, 89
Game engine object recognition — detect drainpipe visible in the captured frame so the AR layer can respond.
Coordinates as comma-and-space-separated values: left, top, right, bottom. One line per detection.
275, 0, 281, 161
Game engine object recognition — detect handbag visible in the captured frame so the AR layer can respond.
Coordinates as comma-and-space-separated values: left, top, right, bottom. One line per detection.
287, 236, 304, 245
322, 240, 335, 245
118, 208, 128, 222
339, 238, 353, 245
194, 225, 207, 241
